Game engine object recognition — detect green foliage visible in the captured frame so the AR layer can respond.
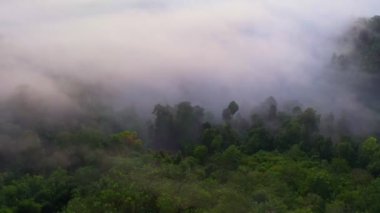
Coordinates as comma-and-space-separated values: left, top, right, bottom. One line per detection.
243, 127, 273, 154
110, 131, 144, 150
298, 108, 320, 141
55, 128, 107, 148
276, 119, 302, 151
0, 170, 72, 212
330, 158, 350, 174
151, 102, 204, 150
218, 145, 243, 170
302, 171, 334, 200
1, 99, 380, 212
359, 137, 380, 166
193, 145, 208, 163
15, 199, 41, 213
334, 139, 357, 166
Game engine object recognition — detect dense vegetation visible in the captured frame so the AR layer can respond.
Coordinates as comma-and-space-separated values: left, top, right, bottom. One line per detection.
2, 16, 380, 213
1, 97, 380, 213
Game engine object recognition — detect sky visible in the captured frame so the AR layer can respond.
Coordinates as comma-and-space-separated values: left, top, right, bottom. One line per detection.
0, 0, 380, 115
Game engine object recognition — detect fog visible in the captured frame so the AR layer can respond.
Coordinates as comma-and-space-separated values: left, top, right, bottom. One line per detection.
0, 0, 380, 131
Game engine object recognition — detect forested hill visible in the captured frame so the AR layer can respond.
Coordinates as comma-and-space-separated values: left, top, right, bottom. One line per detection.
2, 17, 380, 212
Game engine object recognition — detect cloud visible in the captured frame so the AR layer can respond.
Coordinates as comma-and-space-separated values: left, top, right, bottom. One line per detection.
0, 0, 379, 114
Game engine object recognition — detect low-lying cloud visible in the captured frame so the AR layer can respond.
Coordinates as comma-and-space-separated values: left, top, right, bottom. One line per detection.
0, 0, 380, 121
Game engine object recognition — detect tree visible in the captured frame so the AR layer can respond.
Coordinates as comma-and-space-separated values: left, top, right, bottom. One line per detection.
297, 108, 321, 152
275, 119, 302, 151
111, 131, 144, 151
222, 101, 239, 123
243, 127, 273, 154
174, 102, 204, 146
193, 145, 208, 163
303, 171, 334, 200
298, 108, 320, 137
358, 137, 379, 167
334, 139, 357, 166
152, 104, 176, 150
263, 96, 278, 121
220, 145, 243, 169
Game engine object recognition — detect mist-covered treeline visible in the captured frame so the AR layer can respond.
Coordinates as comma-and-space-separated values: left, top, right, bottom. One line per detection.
1, 93, 380, 212
1, 1, 380, 212
332, 16, 380, 112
